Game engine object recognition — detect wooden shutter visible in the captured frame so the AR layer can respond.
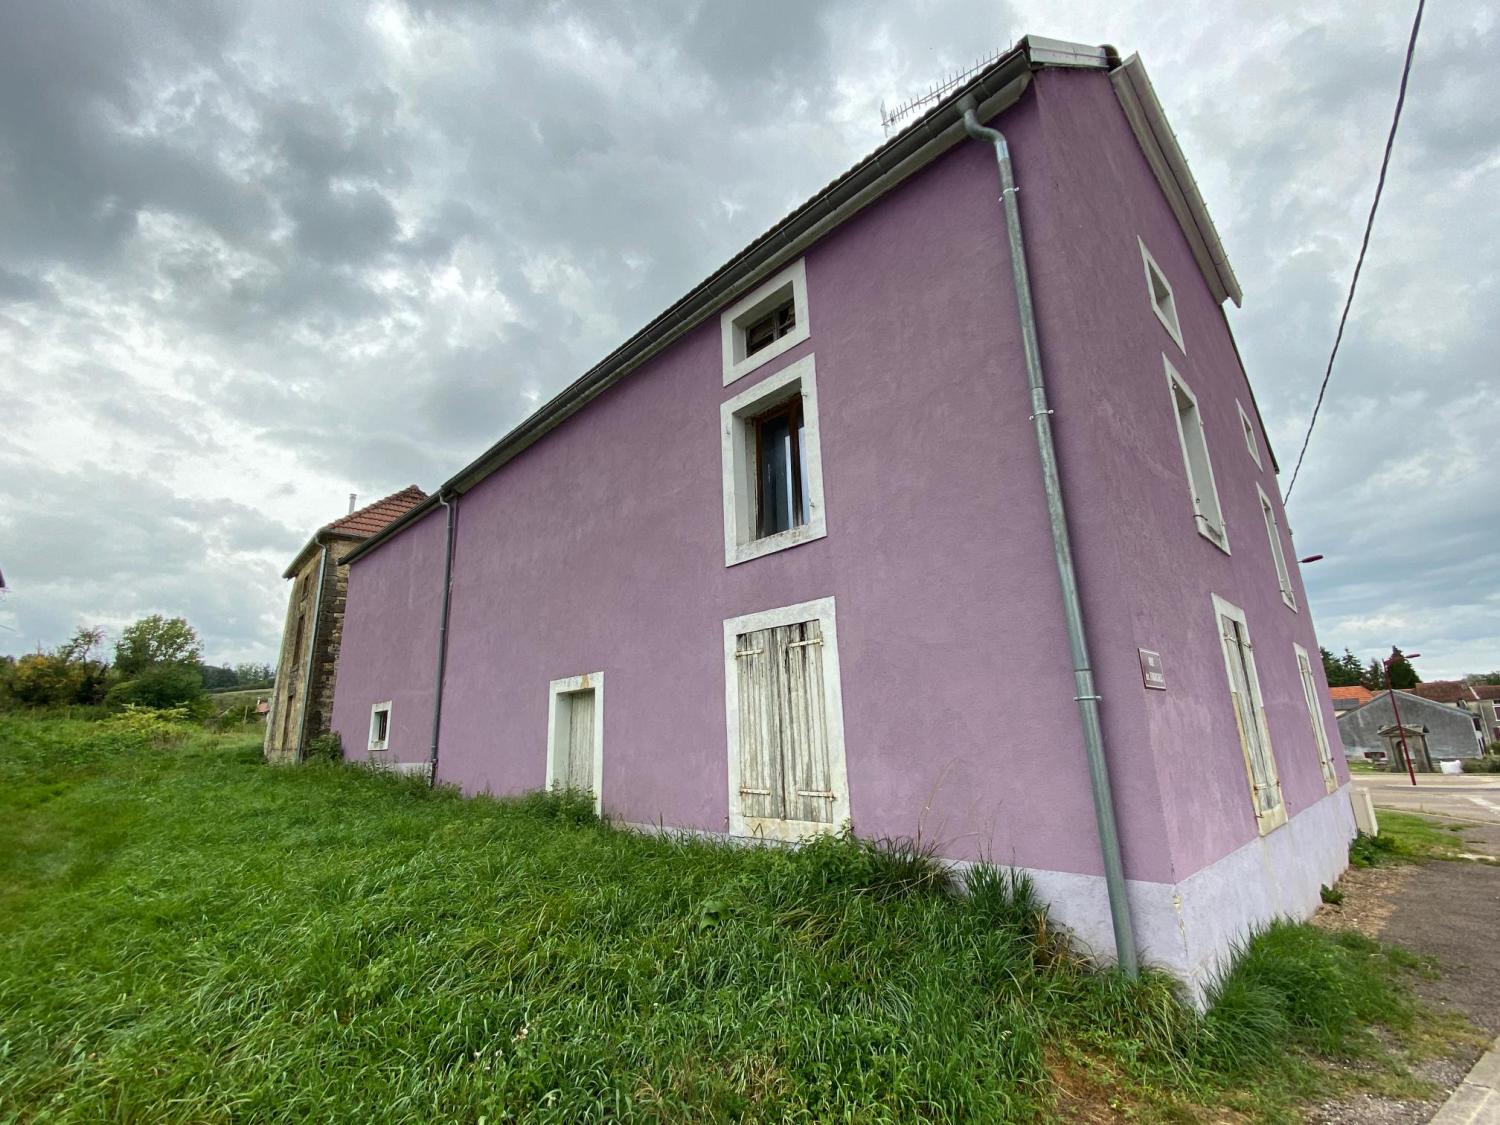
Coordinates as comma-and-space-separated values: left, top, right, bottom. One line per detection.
734, 619, 834, 829
1220, 615, 1283, 825
1297, 650, 1337, 791
564, 690, 595, 792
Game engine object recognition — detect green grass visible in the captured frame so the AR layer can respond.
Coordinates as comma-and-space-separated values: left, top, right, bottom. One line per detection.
1350, 811, 1477, 867
0, 714, 1475, 1123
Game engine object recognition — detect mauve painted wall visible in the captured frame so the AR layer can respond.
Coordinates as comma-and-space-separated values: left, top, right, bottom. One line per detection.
330, 67, 1345, 888
329, 508, 445, 761
1015, 69, 1348, 878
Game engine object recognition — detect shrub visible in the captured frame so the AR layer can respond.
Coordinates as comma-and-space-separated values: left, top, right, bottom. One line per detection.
1461, 755, 1500, 774
1320, 884, 1344, 905
101, 704, 193, 747
303, 731, 343, 762
107, 664, 206, 711
1349, 831, 1399, 868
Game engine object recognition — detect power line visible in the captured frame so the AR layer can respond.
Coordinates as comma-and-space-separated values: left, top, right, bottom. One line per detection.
1284, 0, 1425, 502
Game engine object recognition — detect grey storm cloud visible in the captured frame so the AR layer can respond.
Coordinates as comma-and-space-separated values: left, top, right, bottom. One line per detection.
0, 0, 1495, 676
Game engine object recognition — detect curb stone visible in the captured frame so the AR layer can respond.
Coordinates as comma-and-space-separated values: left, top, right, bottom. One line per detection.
1431, 1039, 1500, 1124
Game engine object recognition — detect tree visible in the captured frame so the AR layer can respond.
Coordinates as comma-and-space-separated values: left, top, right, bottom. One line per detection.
114, 616, 203, 678
1468, 671, 1500, 687
1362, 659, 1385, 690
106, 664, 206, 709
201, 664, 239, 691
1320, 647, 1367, 687
1385, 647, 1420, 690
2, 627, 110, 708
233, 662, 274, 688
1339, 649, 1365, 686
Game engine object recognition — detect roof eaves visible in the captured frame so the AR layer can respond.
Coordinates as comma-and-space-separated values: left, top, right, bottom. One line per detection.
346, 36, 1188, 568
1110, 54, 1242, 307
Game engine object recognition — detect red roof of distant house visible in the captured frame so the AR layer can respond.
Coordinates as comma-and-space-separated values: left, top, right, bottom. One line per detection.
1405, 680, 1481, 705
327, 486, 428, 539
1471, 684, 1500, 702
1330, 686, 1374, 705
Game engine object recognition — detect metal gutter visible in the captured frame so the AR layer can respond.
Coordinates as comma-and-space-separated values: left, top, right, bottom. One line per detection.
958, 95, 1139, 978
345, 41, 1077, 565
1110, 54, 1242, 307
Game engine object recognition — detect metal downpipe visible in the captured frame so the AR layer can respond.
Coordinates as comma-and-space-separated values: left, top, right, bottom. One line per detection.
959, 96, 1139, 977
428, 493, 458, 787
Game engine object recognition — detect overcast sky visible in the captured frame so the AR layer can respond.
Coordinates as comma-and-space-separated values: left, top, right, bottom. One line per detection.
1, 0, 1495, 679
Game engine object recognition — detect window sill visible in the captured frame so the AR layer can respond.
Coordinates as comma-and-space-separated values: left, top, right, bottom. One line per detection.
1196, 523, 1231, 555
725, 520, 826, 568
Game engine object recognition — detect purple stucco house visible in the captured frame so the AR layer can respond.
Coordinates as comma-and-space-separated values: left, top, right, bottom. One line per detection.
328, 37, 1354, 1000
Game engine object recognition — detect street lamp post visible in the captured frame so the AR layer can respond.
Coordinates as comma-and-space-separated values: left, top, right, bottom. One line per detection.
1384, 651, 1421, 786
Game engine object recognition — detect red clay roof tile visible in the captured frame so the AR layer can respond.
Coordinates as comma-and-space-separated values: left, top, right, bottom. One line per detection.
326, 485, 428, 539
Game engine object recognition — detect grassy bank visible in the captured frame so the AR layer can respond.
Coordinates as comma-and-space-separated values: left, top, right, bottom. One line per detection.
0, 714, 1476, 1122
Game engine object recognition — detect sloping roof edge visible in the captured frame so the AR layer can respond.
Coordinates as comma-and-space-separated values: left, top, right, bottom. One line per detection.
348, 35, 1243, 566
1110, 55, 1242, 308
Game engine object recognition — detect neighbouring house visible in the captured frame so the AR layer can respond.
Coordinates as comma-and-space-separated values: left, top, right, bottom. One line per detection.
326, 38, 1353, 999
1330, 685, 1374, 714
1337, 690, 1485, 768
264, 486, 427, 763
1406, 680, 1500, 746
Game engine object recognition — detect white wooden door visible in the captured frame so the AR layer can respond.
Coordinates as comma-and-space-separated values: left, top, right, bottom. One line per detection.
734, 619, 835, 832
563, 689, 595, 792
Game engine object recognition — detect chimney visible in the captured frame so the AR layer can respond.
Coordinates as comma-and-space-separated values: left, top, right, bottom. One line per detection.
348, 493, 357, 514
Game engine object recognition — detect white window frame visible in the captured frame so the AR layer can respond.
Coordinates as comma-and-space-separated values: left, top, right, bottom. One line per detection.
1212, 595, 1286, 834
368, 700, 392, 752
720, 258, 810, 386
723, 596, 849, 842
545, 672, 604, 813
1139, 238, 1185, 352
1257, 484, 1297, 611
1237, 400, 1262, 469
720, 353, 827, 567
1164, 358, 1229, 553
1294, 643, 1339, 793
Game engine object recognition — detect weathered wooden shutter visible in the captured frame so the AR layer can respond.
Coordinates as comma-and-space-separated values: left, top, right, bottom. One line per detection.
1297, 651, 1337, 790
1220, 616, 1282, 821
735, 619, 834, 828
564, 690, 595, 792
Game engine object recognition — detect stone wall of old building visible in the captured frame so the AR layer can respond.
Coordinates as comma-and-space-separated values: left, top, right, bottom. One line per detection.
264, 546, 322, 763
264, 534, 360, 763
302, 551, 351, 754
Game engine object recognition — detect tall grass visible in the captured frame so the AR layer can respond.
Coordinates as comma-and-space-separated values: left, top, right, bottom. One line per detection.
0, 714, 1457, 1122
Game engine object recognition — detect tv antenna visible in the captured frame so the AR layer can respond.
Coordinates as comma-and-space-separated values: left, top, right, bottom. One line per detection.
880, 46, 1009, 136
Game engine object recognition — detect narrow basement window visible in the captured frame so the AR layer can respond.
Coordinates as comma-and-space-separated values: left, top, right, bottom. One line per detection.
1139, 239, 1185, 352
369, 701, 391, 751
1165, 359, 1228, 552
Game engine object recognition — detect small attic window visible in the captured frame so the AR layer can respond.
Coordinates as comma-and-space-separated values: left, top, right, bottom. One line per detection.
1139, 239, 1185, 352
744, 299, 796, 357
721, 259, 810, 385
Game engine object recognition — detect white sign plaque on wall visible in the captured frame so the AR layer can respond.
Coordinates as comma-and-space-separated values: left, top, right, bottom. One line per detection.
1139, 648, 1166, 691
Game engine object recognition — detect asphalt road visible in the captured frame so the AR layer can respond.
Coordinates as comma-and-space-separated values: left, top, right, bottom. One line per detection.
1353, 771, 1500, 826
